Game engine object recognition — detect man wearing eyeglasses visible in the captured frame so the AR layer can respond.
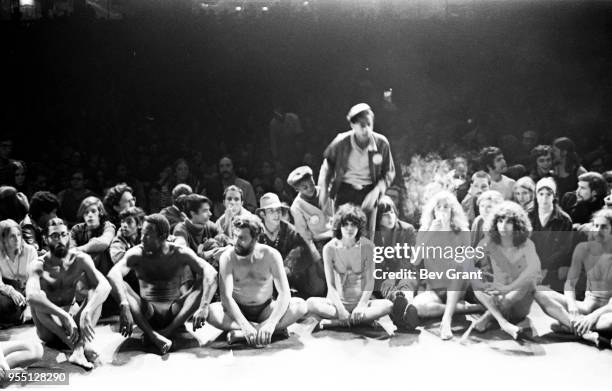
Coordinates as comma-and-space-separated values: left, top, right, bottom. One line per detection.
25, 218, 111, 369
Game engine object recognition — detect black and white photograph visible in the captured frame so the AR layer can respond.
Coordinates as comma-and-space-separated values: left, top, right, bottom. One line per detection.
1, 0, 612, 390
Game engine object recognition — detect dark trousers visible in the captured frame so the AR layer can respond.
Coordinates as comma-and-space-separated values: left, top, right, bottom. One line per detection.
0, 278, 25, 325
335, 182, 374, 208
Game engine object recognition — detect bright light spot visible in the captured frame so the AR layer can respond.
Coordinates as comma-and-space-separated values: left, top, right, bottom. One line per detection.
20, 0, 34, 6
303, 1, 309, 6
235, 6, 242, 11
200, 3, 209, 8
262, 6, 268, 11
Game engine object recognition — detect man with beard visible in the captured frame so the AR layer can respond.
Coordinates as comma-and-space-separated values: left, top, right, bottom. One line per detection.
25, 218, 111, 369
480, 146, 515, 200
107, 214, 217, 355
207, 214, 307, 346
256, 193, 326, 298
215, 157, 257, 214
560, 172, 608, 228
535, 208, 612, 347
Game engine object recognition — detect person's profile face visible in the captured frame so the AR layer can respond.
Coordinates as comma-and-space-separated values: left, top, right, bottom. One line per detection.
296, 178, 316, 198
478, 199, 495, 219
119, 191, 136, 211
576, 181, 593, 202
141, 222, 162, 253
120, 217, 140, 238
493, 154, 507, 173
193, 203, 212, 224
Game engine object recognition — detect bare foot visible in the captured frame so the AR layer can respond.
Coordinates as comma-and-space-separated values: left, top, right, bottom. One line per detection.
150, 332, 172, 355
68, 348, 94, 370
439, 320, 453, 340
83, 344, 99, 363
500, 322, 520, 340
473, 313, 493, 333
227, 330, 246, 345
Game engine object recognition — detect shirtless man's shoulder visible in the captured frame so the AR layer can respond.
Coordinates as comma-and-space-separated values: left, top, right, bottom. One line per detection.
124, 245, 145, 267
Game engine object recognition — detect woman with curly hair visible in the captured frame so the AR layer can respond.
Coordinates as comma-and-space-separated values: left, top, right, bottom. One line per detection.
472, 201, 541, 339
413, 191, 482, 340
307, 204, 393, 329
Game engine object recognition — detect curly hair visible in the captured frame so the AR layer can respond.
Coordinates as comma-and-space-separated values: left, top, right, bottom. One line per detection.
232, 214, 263, 239
29, 191, 59, 222
484, 201, 532, 247
332, 203, 367, 240
419, 190, 469, 233
103, 183, 133, 211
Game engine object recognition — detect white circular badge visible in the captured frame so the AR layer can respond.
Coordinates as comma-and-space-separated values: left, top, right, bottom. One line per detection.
309, 215, 320, 225
372, 153, 383, 165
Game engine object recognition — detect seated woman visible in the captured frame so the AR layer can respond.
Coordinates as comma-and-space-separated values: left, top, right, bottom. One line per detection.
470, 190, 504, 247
70, 196, 116, 275
373, 195, 419, 330
307, 204, 393, 329
472, 201, 541, 339
0, 219, 37, 326
512, 176, 536, 214
1, 340, 43, 383
412, 191, 483, 340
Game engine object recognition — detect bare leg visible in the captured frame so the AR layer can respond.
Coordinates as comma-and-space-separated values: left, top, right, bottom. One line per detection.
124, 286, 172, 355
158, 288, 203, 337
474, 291, 520, 339
360, 299, 393, 323
30, 306, 74, 349
595, 312, 612, 332
412, 291, 445, 318
206, 302, 242, 331
1, 340, 44, 369
69, 293, 104, 369
535, 291, 572, 329
260, 298, 308, 330
306, 297, 349, 328
440, 290, 463, 340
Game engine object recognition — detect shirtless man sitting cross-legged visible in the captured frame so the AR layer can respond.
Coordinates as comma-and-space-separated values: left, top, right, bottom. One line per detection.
108, 214, 218, 355
535, 208, 612, 347
25, 217, 111, 369
207, 215, 307, 346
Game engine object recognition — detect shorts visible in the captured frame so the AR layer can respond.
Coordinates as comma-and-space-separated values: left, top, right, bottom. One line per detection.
237, 298, 272, 323
143, 295, 187, 330
585, 291, 611, 308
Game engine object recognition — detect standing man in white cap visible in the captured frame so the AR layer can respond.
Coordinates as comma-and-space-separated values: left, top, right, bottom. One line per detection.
256, 193, 326, 298
318, 103, 395, 235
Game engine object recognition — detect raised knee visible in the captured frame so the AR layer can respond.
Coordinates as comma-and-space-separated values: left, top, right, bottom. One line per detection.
30, 340, 44, 360
293, 298, 308, 317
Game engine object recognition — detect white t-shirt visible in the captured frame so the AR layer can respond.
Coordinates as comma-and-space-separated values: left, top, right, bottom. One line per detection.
491, 175, 516, 200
